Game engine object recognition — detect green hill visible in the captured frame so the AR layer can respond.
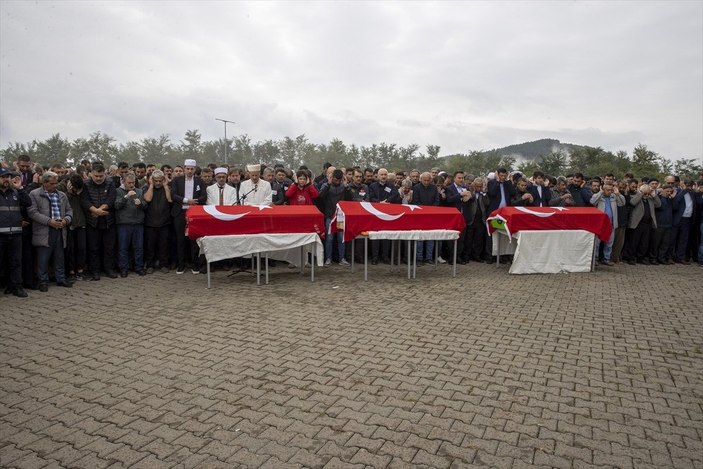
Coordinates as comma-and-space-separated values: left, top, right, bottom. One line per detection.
486, 138, 583, 160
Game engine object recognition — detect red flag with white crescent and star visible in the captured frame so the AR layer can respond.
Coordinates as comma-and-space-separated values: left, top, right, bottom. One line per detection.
186, 205, 325, 239
335, 201, 465, 242
486, 206, 612, 241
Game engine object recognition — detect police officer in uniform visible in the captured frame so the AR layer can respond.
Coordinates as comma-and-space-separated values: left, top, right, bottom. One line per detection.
0, 168, 32, 297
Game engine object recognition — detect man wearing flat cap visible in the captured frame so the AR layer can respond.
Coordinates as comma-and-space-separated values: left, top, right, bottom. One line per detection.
239, 164, 272, 206
207, 168, 238, 205
170, 159, 206, 274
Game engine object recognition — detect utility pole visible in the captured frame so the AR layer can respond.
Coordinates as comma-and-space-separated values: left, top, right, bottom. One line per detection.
215, 118, 235, 165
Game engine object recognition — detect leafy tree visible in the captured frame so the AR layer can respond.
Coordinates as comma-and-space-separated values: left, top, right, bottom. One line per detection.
117, 141, 141, 164
33, 133, 71, 167
139, 134, 173, 164
0, 142, 36, 166
673, 158, 703, 179
181, 129, 202, 160
631, 144, 661, 178
538, 149, 569, 176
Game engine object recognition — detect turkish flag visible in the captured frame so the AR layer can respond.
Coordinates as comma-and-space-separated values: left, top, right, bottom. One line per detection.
186, 205, 325, 239
486, 206, 612, 241
336, 201, 466, 242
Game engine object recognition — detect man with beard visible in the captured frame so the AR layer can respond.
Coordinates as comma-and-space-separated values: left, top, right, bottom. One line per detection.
170, 159, 206, 274
81, 163, 118, 280
369, 168, 398, 264
207, 168, 238, 205
239, 164, 272, 206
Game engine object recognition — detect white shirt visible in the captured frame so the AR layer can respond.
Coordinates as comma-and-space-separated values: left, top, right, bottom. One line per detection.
239, 179, 272, 206
183, 177, 195, 209
206, 184, 239, 206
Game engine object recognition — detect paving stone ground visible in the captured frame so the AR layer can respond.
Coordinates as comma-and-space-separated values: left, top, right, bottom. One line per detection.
1, 261, 702, 468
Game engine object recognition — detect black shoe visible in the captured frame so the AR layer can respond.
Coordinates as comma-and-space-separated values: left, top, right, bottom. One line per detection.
486, 258, 496, 264
640, 259, 650, 265
650, 259, 659, 265
13, 287, 28, 298
371, 258, 379, 265
56, 281, 73, 288
627, 260, 636, 265
106, 270, 118, 279
120, 271, 128, 278
38, 284, 48, 292
138, 270, 147, 276
91, 274, 101, 281
4, 286, 12, 295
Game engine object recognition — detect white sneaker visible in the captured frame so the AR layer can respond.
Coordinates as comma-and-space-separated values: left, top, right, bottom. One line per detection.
191, 268, 199, 274
437, 256, 447, 264
176, 269, 185, 275
324, 258, 332, 266
339, 259, 350, 266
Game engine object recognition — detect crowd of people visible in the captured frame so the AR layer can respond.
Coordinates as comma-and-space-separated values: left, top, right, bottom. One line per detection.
1, 155, 702, 298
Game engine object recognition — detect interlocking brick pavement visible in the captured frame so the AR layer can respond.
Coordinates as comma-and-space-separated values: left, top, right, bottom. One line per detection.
1, 261, 702, 468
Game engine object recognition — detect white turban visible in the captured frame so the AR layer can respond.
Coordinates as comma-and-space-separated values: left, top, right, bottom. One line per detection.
246, 164, 261, 172
184, 159, 197, 167
214, 167, 227, 175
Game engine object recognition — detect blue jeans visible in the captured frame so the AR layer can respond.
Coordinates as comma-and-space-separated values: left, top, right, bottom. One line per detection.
699, 222, 703, 263
37, 227, 66, 285
416, 240, 434, 262
594, 228, 615, 262
117, 224, 144, 272
324, 217, 345, 261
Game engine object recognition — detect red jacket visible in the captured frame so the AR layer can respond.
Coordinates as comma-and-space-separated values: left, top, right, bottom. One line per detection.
285, 184, 319, 206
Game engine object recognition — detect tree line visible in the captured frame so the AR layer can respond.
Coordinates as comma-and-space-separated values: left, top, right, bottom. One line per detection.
1, 130, 700, 179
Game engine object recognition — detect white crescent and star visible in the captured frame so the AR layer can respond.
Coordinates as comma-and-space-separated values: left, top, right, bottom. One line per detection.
360, 202, 405, 221
203, 205, 250, 221
514, 206, 568, 218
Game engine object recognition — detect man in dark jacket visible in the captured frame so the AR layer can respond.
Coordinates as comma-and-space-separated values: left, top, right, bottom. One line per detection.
170, 159, 206, 274
652, 184, 676, 264
368, 168, 398, 264
115, 174, 148, 277
143, 170, 172, 274
318, 169, 351, 266
411, 172, 440, 263
0, 167, 32, 297
81, 163, 118, 280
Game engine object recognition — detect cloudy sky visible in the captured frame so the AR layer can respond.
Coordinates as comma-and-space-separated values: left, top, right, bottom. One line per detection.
1, 1, 701, 161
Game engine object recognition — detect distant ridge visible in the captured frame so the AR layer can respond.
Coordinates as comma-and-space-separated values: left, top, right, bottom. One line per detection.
485, 138, 584, 161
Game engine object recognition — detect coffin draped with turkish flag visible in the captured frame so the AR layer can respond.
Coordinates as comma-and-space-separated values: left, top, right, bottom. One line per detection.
186, 205, 325, 239
486, 206, 612, 241
335, 201, 466, 242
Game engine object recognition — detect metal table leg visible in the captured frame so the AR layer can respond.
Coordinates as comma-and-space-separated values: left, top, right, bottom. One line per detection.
364, 237, 368, 281
311, 243, 315, 282
257, 252, 262, 285
452, 239, 457, 278
207, 261, 211, 289
265, 253, 269, 285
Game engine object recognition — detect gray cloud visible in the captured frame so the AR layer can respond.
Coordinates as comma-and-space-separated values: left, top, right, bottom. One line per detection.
1, 1, 701, 161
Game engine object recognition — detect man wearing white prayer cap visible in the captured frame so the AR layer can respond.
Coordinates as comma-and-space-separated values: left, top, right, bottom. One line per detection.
238, 163, 272, 206
206, 168, 238, 206
170, 159, 206, 274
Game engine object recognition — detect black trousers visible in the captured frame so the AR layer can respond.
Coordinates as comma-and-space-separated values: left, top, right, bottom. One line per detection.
629, 221, 653, 261
66, 226, 87, 274
650, 227, 673, 262
86, 225, 116, 274
145, 225, 170, 268
464, 217, 487, 260
172, 211, 200, 270
0, 233, 23, 288
21, 226, 34, 287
